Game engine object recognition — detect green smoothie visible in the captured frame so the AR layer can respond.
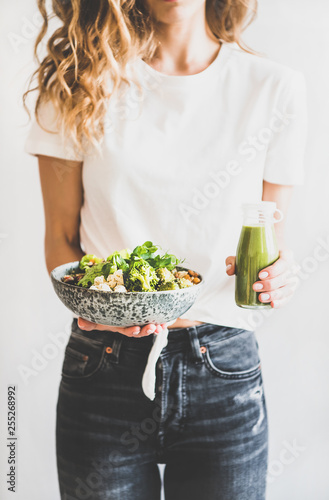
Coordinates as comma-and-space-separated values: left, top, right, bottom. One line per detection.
235, 224, 279, 309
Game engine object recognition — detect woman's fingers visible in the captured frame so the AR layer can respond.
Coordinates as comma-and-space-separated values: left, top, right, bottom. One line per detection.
77, 317, 165, 338
258, 284, 295, 304
138, 324, 164, 337
140, 324, 156, 336
124, 323, 167, 337
253, 273, 299, 293
77, 317, 114, 332
253, 272, 289, 292
224, 250, 299, 309
253, 251, 300, 309
78, 317, 141, 336
225, 256, 236, 276
257, 258, 288, 280
257, 250, 295, 280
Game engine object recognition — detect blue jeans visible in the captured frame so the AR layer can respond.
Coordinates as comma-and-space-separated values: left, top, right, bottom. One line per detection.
56, 320, 268, 500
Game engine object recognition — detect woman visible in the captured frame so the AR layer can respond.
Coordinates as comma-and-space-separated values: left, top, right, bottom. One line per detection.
25, 0, 307, 498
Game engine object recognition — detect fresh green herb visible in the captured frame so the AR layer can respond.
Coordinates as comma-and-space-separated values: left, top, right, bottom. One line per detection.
71, 241, 198, 292
106, 251, 130, 274
149, 253, 182, 271
130, 241, 159, 260
80, 254, 103, 270
78, 263, 106, 287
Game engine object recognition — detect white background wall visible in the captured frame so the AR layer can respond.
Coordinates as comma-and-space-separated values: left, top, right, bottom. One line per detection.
0, 0, 328, 499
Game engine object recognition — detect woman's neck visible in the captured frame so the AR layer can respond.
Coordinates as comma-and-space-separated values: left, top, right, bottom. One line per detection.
150, 8, 220, 76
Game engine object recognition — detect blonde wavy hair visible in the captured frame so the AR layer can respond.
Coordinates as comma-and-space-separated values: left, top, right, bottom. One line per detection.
24, 0, 257, 155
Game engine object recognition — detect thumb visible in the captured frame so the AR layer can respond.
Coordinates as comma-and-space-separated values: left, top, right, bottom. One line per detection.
225, 256, 236, 276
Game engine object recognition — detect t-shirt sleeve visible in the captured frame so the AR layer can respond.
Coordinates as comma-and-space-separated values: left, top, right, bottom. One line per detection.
25, 99, 83, 162
263, 70, 308, 185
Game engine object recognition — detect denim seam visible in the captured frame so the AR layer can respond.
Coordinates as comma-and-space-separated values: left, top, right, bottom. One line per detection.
158, 330, 254, 358
200, 330, 254, 348
65, 346, 89, 362
180, 352, 188, 430
71, 331, 106, 346
109, 336, 123, 364
157, 357, 167, 448
61, 347, 107, 381
203, 351, 261, 380
189, 326, 204, 364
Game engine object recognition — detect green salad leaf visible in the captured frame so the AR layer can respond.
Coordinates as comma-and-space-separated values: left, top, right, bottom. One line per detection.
78, 263, 105, 287
131, 241, 158, 260
106, 251, 129, 274
149, 253, 182, 271
75, 241, 191, 292
80, 254, 103, 270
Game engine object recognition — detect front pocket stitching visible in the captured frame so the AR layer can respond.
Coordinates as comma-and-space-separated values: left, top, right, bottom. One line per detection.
204, 350, 261, 379
203, 330, 254, 349
62, 347, 106, 380
71, 331, 105, 346
65, 346, 89, 362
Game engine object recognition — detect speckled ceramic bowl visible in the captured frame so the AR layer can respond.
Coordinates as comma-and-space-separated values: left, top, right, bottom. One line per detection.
51, 261, 203, 327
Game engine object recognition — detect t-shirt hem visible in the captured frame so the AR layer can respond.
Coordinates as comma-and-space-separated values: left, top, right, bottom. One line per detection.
25, 138, 83, 162
263, 174, 304, 186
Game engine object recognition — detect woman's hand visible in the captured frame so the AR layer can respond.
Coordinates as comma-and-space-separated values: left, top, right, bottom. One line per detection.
225, 250, 299, 308
78, 318, 167, 337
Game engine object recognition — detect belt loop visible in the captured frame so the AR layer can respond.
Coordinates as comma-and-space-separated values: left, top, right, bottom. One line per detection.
188, 326, 203, 364
107, 334, 123, 364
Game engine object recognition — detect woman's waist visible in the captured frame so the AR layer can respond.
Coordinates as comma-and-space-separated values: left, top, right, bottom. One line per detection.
168, 318, 204, 329
70, 319, 252, 353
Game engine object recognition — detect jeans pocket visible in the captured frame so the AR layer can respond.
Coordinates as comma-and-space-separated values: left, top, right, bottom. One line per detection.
202, 330, 261, 380
62, 334, 106, 380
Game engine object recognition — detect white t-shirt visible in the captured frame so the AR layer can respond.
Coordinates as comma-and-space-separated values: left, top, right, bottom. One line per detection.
25, 43, 308, 329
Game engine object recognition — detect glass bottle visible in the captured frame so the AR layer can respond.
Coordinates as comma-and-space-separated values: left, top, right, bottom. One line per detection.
235, 202, 283, 309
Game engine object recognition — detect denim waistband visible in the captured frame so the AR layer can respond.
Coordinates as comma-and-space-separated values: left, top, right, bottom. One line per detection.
71, 319, 252, 356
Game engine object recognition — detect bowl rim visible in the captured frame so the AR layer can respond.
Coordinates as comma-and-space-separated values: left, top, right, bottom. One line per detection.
51, 261, 204, 295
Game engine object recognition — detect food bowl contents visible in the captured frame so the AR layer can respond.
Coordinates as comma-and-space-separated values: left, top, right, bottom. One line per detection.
62, 241, 202, 293
51, 252, 203, 327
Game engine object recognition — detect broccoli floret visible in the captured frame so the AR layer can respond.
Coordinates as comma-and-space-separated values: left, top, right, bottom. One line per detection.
127, 259, 159, 292
156, 267, 175, 283
157, 281, 179, 291
177, 278, 193, 289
